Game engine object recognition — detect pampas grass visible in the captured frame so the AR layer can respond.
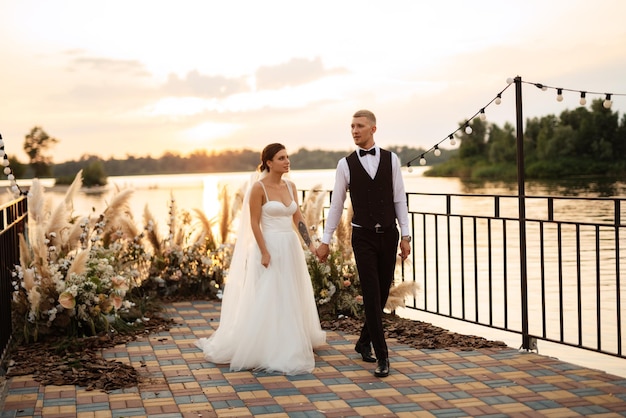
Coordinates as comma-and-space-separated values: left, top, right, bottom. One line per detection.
143, 205, 161, 254
301, 184, 326, 238
229, 181, 246, 226
18, 234, 32, 270
66, 250, 89, 279
192, 208, 216, 248
217, 185, 231, 244
63, 169, 83, 213
100, 188, 135, 248
334, 204, 353, 260
45, 201, 70, 259
385, 281, 420, 312
27, 178, 45, 225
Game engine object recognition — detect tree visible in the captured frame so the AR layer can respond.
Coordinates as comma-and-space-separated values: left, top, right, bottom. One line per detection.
24, 126, 58, 178
82, 160, 107, 187
458, 118, 488, 160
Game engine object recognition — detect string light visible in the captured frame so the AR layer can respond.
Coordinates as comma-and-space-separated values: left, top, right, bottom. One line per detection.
556, 88, 564, 102
521, 80, 625, 106
405, 82, 511, 167
405, 77, 625, 170
0, 134, 25, 196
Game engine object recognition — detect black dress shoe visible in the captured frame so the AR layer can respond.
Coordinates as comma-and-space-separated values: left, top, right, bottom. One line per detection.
374, 358, 390, 377
354, 344, 377, 363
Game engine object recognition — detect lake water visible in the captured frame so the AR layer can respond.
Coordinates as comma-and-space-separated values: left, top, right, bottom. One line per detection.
3, 167, 626, 377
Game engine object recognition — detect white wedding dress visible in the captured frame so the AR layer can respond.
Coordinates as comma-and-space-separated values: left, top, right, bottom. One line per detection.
195, 179, 326, 375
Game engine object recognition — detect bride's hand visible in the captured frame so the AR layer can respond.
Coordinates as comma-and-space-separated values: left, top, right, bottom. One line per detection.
261, 251, 270, 268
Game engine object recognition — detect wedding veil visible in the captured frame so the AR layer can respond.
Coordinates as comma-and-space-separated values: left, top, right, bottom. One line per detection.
196, 170, 265, 359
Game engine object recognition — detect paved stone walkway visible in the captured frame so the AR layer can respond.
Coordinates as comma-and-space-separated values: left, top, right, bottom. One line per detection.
2, 300, 626, 417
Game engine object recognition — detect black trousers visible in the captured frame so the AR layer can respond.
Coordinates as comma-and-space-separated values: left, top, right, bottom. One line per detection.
352, 226, 399, 360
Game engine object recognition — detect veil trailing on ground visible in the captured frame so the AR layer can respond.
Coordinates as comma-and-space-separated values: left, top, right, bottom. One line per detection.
195, 170, 265, 362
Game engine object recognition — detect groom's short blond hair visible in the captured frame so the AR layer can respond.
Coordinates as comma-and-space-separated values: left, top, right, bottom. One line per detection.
353, 109, 376, 125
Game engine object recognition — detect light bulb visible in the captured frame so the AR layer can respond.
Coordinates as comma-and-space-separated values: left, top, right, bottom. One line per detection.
419, 155, 426, 166
449, 135, 456, 146
556, 88, 563, 102
465, 125, 473, 135
0, 139, 4, 146
434, 146, 441, 157
3, 167, 10, 175
479, 109, 486, 121
495, 94, 502, 105
506, 77, 514, 84
1, 159, 9, 167
0, 150, 4, 157
603, 94, 612, 109
579, 92, 587, 105
407, 166, 413, 173
542, 86, 548, 91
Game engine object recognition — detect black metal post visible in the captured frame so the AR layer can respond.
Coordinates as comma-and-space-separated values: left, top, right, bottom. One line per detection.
514, 76, 531, 351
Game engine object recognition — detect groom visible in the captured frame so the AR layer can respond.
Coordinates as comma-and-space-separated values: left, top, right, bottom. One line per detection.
316, 109, 411, 378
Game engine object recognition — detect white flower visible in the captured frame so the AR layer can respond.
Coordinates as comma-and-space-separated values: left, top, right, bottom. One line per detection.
47, 308, 57, 323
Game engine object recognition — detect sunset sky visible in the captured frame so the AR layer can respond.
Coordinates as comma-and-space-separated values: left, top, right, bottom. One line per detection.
1, 0, 626, 164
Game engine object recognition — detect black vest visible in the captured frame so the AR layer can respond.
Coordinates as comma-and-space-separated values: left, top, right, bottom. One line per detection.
346, 149, 396, 229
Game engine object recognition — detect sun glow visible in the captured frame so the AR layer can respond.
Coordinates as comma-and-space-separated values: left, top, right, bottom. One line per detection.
184, 121, 240, 143
145, 97, 216, 117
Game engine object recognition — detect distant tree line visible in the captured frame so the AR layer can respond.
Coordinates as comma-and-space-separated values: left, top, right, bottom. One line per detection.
50, 146, 437, 180
5, 132, 437, 185
427, 98, 626, 180
15, 100, 623, 185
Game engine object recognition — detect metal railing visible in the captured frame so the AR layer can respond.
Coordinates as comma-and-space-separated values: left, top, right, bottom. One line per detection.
0, 195, 27, 367
403, 191, 625, 359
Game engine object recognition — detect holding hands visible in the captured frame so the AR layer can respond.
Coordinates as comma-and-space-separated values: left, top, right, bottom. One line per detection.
315, 243, 330, 263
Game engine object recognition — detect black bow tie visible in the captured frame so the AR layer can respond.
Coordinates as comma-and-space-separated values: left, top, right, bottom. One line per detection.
359, 148, 376, 157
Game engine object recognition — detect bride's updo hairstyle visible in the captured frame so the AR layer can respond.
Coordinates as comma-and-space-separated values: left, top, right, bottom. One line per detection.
258, 143, 286, 173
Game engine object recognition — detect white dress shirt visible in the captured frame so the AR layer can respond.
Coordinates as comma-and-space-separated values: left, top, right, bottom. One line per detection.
321, 145, 410, 245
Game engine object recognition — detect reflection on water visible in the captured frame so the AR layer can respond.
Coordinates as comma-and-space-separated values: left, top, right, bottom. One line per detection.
458, 175, 626, 198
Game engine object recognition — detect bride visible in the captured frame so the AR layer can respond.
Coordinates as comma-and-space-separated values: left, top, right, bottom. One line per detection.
195, 143, 326, 374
